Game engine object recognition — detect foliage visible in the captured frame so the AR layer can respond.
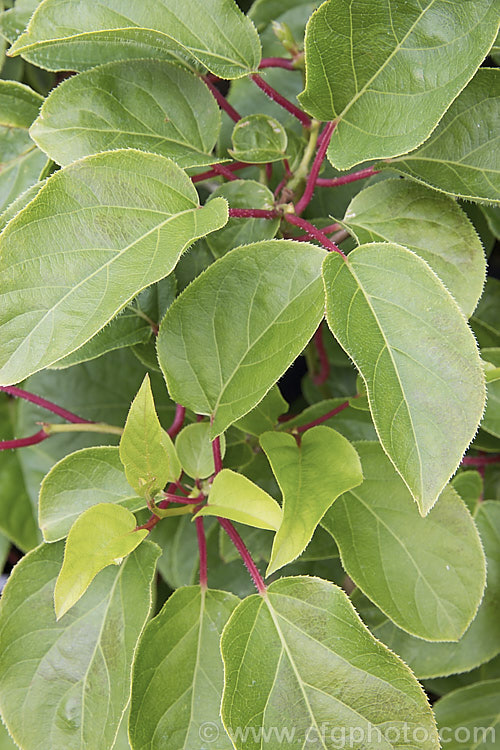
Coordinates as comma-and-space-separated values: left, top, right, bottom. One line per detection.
0, 1, 498, 748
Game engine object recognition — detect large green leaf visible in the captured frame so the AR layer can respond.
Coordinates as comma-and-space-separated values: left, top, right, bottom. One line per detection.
353, 501, 500, 678
0, 540, 159, 750
260, 426, 362, 576
433, 679, 500, 750
342, 179, 486, 318
30, 60, 222, 169
0, 80, 46, 213
298, 0, 499, 170
158, 240, 326, 437
130, 586, 238, 749
221, 576, 439, 749
0, 396, 38, 550
119, 375, 181, 498
39, 446, 145, 542
197, 469, 283, 530
384, 69, 500, 203
323, 243, 485, 514
9, 0, 261, 78
0, 148, 228, 385
323, 442, 486, 641
54, 503, 149, 619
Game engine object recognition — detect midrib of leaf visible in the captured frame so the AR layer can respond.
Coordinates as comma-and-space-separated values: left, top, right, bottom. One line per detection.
342, 257, 424, 502
336, 0, 438, 124
182, 588, 205, 750
2, 206, 198, 371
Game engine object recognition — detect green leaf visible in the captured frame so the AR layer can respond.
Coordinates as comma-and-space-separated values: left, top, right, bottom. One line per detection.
130, 586, 238, 749
383, 69, 500, 204
298, 1, 498, 170
342, 179, 486, 318
0, 80, 46, 213
0, 0, 40, 44
323, 243, 486, 515
353, 501, 500, 678
234, 385, 288, 436
175, 421, 226, 480
0, 540, 159, 750
0, 396, 38, 551
119, 375, 181, 498
229, 114, 288, 163
260, 426, 362, 576
54, 503, 148, 619
221, 576, 439, 749
196, 469, 283, 530
39, 446, 145, 542
471, 277, 500, 348
482, 348, 500, 438
451, 470, 483, 514
9, 0, 262, 79
323, 442, 486, 641
30, 60, 222, 169
0, 148, 228, 385
158, 240, 326, 437
433, 679, 500, 749
205, 180, 280, 258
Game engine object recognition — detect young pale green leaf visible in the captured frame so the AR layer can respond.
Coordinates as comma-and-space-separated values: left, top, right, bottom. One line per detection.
9, 0, 262, 78
0, 80, 46, 213
260, 426, 362, 576
451, 470, 483, 515
482, 348, 500, 438
130, 586, 238, 750
39, 446, 145, 542
205, 180, 280, 258
158, 240, 326, 438
323, 442, 486, 641
196, 469, 283, 530
0, 148, 228, 385
0, 540, 159, 750
433, 679, 500, 750
119, 375, 181, 497
54, 503, 148, 619
298, 0, 499, 170
175, 422, 226, 480
342, 179, 486, 318
353, 501, 500, 678
229, 114, 288, 163
221, 576, 439, 750
0, 397, 38, 551
323, 243, 486, 515
30, 60, 222, 169
384, 69, 500, 203
233, 385, 288, 436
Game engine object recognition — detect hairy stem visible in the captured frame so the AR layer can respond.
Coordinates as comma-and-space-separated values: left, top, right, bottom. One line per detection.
293, 400, 351, 433
294, 120, 336, 214
316, 166, 379, 187
259, 57, 295, 70
0, 385, 90, 424
228, 207, 279, 220
167, 404, 186, 439
313, 325, 330, 386
192, 161, 249, 184
218, 517, 266, 594
287, 120, 321, 194
203, 76, 241, 122
212, 435, 223, 474
462, 454, 500, 467
196, 517, 208, 589
213, 163, 238, 181
251, 74, 311, 128
283, 214, 346, 257
0, 428, 49, 450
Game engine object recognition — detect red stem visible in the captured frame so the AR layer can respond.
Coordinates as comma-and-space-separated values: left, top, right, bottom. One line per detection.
0, 385, 90, 424
0, 428, 49, 450
218, 517, 266, 594
259, 57, 295, 70
196, 517, 208, 589
192, 162, 249, 184
283, 214, 346, 257
213, 164, 238, 181
285, 222, 341, 242
265, 162, 273, 181
294, 400, 350, 433
251, 74, 311, 128
167, 404, 186, 439
313, 325, 329, 386
462, 455, 500, 467
295, 121, 336, 214
212, 436, 223, 474
316, 166, 379, 187
203, 76, 241, 123
228, 207, 279, 220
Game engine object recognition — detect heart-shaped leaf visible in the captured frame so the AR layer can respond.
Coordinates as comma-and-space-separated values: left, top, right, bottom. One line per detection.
175, 422, 226, 480
229, 114, 288, 163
